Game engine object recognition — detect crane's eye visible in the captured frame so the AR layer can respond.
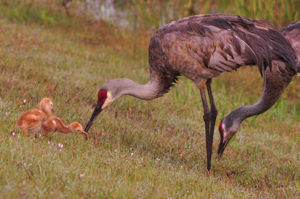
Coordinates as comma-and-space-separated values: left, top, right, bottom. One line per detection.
219, 126, 223, 133
218, 123, 224, 140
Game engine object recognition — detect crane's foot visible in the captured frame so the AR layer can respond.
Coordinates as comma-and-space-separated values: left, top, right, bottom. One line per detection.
205, 168, 213, 176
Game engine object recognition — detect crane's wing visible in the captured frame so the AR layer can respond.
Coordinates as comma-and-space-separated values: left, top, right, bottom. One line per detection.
281, 20, 300, 72
155, 14, 297, 76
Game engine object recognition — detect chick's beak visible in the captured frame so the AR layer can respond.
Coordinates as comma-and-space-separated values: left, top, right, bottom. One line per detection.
52, 108, 55, 113
84, 102, 103, 132
81, 131, 88, 140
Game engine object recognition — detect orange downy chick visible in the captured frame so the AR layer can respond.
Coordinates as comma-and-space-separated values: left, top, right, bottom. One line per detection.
42, 116, 88, 140
16, 98, 54, 135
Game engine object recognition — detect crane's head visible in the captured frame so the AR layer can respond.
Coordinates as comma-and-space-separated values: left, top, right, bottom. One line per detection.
85, 81, 118, 132
84, 78, 145, 132
217, 118, 239, 158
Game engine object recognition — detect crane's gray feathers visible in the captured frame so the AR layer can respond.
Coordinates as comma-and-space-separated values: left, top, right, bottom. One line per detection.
281, 20, 300, 72
148, 14, 297, 96
148, 36, 181, 96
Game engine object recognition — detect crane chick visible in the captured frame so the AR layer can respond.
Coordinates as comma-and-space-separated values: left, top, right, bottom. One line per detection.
42, 116, 88, 140
16, 98, 54, 136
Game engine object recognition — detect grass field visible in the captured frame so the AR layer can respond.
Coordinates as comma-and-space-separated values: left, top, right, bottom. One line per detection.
0, 1, 300, 198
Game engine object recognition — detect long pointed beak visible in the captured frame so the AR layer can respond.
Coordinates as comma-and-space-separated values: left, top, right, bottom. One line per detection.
217, 139, 229, 159
84, 102, 103, 132
52, 108, 55, 113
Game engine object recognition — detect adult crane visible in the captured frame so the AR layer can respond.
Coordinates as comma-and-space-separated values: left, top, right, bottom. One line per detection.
84, 14, 297, 171
217, 20, 300, 159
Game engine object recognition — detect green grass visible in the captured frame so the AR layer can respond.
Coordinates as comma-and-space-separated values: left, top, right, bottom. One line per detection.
1, 2, 300, 198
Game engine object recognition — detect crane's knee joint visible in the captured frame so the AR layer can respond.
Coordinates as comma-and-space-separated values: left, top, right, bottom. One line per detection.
211, 108, 218, 118
203, 110, 217, 122
203, 112, 211, 122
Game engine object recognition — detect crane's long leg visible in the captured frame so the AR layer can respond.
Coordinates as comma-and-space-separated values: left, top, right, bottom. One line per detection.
199, 86, 212, 171
199, 79, 218, 171
206, 79, 218, 162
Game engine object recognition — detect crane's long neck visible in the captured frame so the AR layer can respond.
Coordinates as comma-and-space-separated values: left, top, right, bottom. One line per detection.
110, 78, 161, 101
124, 81, 160, 100
225, 61, 294, 127
229, 98, 275, 124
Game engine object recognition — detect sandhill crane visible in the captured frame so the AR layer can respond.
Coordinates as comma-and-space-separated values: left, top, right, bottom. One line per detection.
217, 20, 300, 157
42, 116, 88, 140
84, 14, 297, 171
17, 98, 54, 136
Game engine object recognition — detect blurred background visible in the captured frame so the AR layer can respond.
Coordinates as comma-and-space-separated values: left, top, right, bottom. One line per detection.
1, 0, 299, 53
2, 0, 299, 28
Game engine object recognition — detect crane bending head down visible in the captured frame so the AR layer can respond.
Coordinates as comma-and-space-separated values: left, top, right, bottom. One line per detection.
85, 14, 297, 171
218, 19, 300, 157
